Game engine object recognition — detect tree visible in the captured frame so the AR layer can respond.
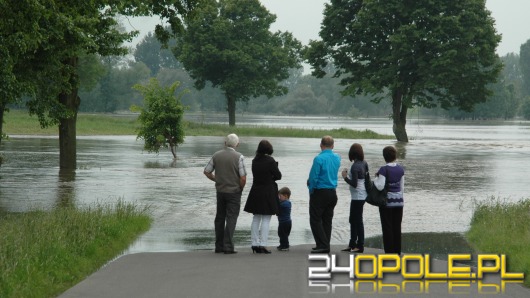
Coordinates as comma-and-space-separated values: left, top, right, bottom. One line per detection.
520, 39, 530, 98
132, 78, 187, 159
1, 0, 200, 168
173, 0, 303, 126
134, 32, 181, 75
521, 97, 530, 120
306, 0, 502, 141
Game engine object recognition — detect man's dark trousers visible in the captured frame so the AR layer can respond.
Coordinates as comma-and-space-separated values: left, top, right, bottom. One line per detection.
309, 189, 338, 250
215, 192, 241, 252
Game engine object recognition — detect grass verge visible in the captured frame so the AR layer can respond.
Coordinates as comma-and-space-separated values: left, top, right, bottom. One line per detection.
466, 197, 530, 287
0, 201, 152, 298
3, 109, 393, 139
184, 121, 392, 139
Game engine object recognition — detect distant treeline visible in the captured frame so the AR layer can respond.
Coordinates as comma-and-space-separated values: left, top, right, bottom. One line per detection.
12, 33, 530, 121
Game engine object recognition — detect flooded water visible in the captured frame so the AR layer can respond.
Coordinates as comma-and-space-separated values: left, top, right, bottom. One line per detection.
1, 116, 529, 253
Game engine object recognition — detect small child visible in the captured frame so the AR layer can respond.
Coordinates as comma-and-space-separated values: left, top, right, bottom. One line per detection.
277, 187, 292, 251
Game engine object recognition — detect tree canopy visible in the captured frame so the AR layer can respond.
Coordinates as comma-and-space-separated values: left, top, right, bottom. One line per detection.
134, 32, 181, 75
520, 39, 530, 98
0, 0, 200, 167
306, 0, 502, 141
173, 0, 303, 126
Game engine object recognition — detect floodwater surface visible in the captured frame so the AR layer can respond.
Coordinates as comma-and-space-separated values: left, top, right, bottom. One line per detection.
1, 117, 529, 253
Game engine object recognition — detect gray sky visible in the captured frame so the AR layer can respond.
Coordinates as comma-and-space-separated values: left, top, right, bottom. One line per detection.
125, 0, 530, 56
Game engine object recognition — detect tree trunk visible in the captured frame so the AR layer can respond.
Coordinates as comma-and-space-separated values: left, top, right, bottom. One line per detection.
0, 104, 4, 146
59, 57, 80, 169
392, 89, 409, 142
227, 94, 236, 126
170, 144, 177, 159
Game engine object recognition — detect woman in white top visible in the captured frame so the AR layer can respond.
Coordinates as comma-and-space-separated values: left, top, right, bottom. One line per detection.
341, 143, 368, 253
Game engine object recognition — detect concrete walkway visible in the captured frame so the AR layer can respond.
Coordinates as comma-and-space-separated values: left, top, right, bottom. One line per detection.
59, 245, 529, 298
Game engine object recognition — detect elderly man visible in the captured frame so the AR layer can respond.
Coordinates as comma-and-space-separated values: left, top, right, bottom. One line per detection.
204, 134, 247, 254
307, 136, 341, 254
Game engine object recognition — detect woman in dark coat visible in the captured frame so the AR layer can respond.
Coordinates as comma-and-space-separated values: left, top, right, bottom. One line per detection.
244, 140, 282, 254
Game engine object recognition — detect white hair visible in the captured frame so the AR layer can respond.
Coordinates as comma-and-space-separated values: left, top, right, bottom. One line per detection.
225, 133, 239, 148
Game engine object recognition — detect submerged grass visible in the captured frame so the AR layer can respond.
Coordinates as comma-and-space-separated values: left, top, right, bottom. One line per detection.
0, 201, 152, 298
3, 109, 393, 139
466, 197, 530, 287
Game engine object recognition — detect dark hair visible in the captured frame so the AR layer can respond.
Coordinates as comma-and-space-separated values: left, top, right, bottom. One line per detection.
348, 143, 364, 162
278, 187, 291, 198
320, 135, 334, 148
256, 139, 273, 156
383, 146, 397, 163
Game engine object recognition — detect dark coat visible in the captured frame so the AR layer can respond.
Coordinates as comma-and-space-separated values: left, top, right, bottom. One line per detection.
244, 154, 282, 215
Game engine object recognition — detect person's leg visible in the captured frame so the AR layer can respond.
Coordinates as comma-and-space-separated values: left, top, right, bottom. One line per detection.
278, 221, 287, 247
348, 202, 356, 248
321, 190, 338, 249
351, 200, 365, 249
214, 192, 227, 251
223, 192, 241, 252
260, 215, 272, 246
285, 221, 292, 248
251, 214, 261, 246
391, 207, 403, 254
309, 191, 327, 249
379, 207, 393, 253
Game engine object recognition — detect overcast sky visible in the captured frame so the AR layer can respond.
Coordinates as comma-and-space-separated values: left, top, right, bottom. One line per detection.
125, 0, 530, 56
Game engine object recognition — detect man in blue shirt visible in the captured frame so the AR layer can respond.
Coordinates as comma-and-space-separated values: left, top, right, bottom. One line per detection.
307, 136, 341, 253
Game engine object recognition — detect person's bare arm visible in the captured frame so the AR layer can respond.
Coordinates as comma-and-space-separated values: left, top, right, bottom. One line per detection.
204, 170, 215, 182
240, 176, 246, 189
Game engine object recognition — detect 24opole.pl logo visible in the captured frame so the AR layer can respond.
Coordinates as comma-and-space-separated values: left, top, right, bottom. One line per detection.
308, 254, 524, 295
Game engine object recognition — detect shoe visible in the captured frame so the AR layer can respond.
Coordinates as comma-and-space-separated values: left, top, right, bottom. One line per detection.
215, 249, 224, 253
277, 246, 289, 251
259, 246, 271, 254
341, 247, 354, 252
224, 250, 237, 254
351, 247, 364, 253
251, 246, 262, 254
311, 248, 330, 254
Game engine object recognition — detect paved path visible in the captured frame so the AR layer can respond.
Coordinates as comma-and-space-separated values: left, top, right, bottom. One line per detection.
59, 245, 529, 298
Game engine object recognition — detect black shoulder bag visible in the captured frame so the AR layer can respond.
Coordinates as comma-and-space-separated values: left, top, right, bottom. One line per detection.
365, 166, 388, 207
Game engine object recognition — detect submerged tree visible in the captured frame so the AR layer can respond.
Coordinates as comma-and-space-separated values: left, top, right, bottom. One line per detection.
173, 0, 302, 126
306, 0, 502, 142
132, 78, 187, 159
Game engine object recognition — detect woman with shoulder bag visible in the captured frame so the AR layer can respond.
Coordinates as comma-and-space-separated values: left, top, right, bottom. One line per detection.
373, 146, 405, 254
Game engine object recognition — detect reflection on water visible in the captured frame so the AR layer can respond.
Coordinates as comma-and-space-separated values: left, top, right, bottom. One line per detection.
1, 118, 530, 253
57, 169, 76, 208
182, 230, 250, 247
366, 232, 475, 264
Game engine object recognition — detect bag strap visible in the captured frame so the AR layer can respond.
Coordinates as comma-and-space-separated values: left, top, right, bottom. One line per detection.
384, 165, 389, 191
